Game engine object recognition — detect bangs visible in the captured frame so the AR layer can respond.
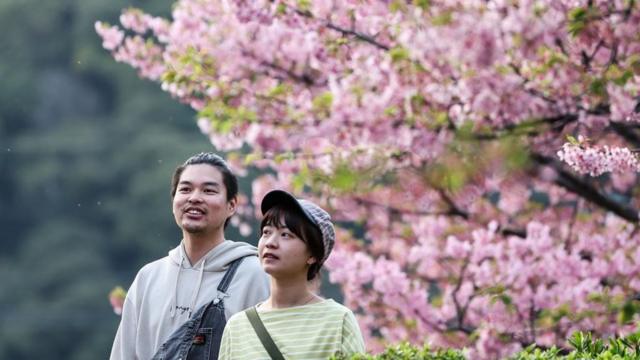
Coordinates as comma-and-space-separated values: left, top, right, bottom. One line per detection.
261, 204, 308, 241
260, 202, 326, 281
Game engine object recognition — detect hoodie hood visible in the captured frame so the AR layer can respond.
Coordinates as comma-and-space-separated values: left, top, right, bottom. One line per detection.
168, 240, 258, 271
167, 240, 258, 318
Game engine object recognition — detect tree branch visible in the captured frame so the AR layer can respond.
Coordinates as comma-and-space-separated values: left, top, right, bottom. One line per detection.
260, 60, 318, 86
353, 196, 467, 219
471, 113, 578, 140
610, 121, 640, 148
449, 259, 475, 335
437, 189, 470, 220
292, 7, 391, 51
241, 49, 326, 87
324, 22, 391, 51
532, 153, 639, 223
528, 298, 537, 344
500, 227, 527, 238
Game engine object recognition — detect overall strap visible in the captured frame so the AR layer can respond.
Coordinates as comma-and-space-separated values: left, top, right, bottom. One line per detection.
245, 307, 286, 360
216, 256, 247, 293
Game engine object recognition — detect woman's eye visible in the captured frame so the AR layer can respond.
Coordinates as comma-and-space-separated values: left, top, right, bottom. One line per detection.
178, 187, 190, 193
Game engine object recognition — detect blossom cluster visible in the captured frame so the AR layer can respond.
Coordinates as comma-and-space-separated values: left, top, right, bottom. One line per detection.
558, 141, 640, 176
97, 1, 640, 358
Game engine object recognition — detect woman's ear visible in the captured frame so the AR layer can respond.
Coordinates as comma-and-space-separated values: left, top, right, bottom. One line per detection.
307, 257, 317, 265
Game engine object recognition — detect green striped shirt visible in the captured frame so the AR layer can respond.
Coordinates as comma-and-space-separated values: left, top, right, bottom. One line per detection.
219, 299, 365, 360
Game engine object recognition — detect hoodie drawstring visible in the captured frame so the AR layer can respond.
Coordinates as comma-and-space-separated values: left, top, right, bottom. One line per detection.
188, 257, 206, 318
170, 255, 184, 318
167, 240, 256, 319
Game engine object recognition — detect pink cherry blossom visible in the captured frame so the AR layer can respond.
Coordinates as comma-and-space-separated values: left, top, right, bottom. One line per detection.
558, 141, 640, 176
94, 22, 124, 51
109, 286, 127, 315
97, 1, 640, 357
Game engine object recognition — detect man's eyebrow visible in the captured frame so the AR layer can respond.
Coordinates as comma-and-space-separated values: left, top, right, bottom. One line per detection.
202, 181, 221, 187
178, 180, 221, 187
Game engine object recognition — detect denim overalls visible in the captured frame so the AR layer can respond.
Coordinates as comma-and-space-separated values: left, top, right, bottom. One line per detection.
151, 256, 246, 360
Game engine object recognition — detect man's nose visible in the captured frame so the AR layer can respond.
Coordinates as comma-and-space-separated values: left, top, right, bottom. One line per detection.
187, 190, 203, 203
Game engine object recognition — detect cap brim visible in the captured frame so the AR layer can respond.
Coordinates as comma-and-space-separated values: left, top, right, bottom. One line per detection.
261, 190, 307, 218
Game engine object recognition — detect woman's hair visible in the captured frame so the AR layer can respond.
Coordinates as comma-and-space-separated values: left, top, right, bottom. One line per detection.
260, 203, 325, 281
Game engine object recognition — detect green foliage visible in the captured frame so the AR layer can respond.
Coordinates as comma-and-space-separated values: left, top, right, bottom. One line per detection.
431, 11, 453, 26
328, 331, 640, 359
501, 137, 530, 171
566, 135, 580, 145
389, 0, 407, 13
567, 6, 599, 37
606, 65, 634, 86
266, 83, 293, 98
428, 162, 469, 191
511, 345, 563, 360
198, 100, 257, 133
589, 77, 608, 98
567, 332, 605, 355
330, 164, 360, 192
630, 55, 640, 75
329, 342, 466, 360
413, 0, 431, 11
390, 47, 411, 63
297, 0, 312, 13
312, 91, 334, 118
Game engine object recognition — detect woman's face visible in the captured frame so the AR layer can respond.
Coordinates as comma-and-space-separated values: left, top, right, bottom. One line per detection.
258, 222, 315, 280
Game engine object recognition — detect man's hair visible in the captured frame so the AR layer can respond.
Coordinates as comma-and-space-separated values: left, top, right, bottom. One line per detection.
171, 152, 239, 229
260, 203, 325, 281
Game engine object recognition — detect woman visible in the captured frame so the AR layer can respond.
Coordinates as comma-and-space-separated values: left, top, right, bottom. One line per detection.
219, 190, 365, 359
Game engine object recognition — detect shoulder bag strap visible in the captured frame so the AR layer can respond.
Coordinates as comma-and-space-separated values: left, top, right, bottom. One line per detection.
245, 306, 286, 360
217, 255, 247, 293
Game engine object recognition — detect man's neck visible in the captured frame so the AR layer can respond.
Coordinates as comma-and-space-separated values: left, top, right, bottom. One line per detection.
182, 232, 225, 265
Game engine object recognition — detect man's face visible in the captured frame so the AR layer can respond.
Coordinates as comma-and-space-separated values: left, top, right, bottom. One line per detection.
172, 164, 236, 235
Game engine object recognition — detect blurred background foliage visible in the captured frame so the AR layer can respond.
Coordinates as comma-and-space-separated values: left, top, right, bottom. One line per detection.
0, 0, 246, 358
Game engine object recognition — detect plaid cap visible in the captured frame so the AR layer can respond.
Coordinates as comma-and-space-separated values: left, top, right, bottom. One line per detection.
260, 190, 336, 265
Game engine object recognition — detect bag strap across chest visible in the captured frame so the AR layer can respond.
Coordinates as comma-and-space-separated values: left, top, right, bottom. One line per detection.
245, 306, 286, 360
216, 256, 245, 295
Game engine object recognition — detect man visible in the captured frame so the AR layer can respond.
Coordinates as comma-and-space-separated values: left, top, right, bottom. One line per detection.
110, 152, 270, 360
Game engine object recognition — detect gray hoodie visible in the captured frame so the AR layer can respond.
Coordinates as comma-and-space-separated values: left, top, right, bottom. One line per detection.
110, 240, 270, 360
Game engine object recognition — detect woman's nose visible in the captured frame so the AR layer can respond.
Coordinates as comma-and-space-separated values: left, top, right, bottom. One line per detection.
264, 234, 277, 248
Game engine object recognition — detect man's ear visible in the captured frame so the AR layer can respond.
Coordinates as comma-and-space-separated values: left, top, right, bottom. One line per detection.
227, 197, 238, 215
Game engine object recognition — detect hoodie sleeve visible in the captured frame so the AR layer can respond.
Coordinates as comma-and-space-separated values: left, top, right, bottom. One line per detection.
239, 255, 271, 309
109, 282, 139, 360
224, 255, 270, 318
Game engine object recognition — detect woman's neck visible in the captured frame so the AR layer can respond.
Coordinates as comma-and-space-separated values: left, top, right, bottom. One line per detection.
264, 277, 320, 309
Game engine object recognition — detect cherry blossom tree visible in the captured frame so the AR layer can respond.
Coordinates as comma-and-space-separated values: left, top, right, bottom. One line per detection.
97, 1, 640, 358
